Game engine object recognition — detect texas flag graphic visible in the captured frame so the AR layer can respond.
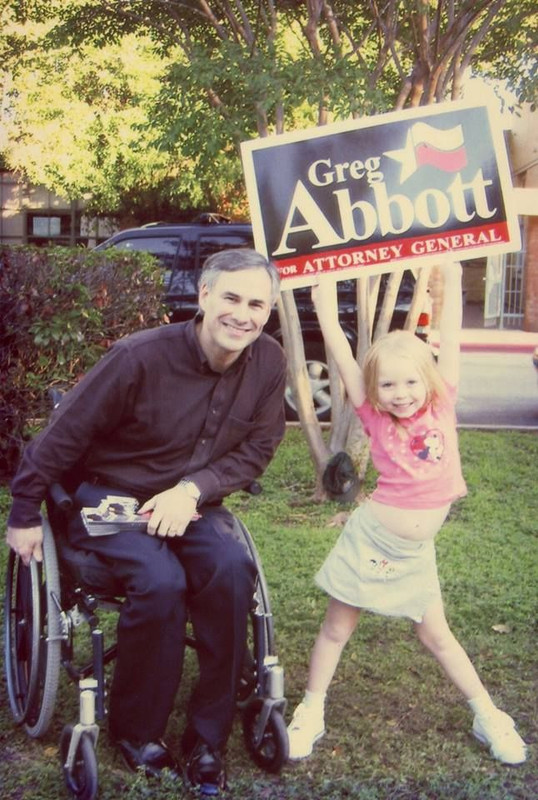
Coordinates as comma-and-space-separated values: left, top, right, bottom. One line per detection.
384, 122, 467, 183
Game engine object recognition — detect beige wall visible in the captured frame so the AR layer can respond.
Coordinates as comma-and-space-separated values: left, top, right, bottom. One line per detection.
510, 104, 538, 331
0, 170, 112, 246
462, 259, 487, 304
511, 104, 538, 187
0, 171, 26, 243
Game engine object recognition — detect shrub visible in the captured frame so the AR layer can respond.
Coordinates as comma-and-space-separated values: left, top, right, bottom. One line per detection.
0, 245, 166, 482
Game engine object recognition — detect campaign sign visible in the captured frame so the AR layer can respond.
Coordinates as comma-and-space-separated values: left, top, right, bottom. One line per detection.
241, 102, 520, 288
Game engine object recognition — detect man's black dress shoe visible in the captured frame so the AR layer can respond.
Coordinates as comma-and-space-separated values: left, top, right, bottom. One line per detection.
115, 737, 180, 779
184, 737, 226, 796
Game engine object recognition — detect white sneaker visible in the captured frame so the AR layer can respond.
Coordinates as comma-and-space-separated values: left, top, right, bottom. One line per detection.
472, 710, 527, 765
287, 701, 325, 760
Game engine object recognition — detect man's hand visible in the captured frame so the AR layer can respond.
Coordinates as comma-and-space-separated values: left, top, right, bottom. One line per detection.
6, 526, 44, 566
138, 485, 199, 538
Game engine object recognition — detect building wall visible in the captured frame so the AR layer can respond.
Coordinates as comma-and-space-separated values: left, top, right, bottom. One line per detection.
511, 105, 538, 177
0, 170, 26, 243
523, 213, 538, 331
510, 104, 538, 332
462, 259, 486, 304
0, 170, 112, 247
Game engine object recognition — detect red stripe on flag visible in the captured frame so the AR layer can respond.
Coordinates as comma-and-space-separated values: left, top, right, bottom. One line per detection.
415, 143, 467, 172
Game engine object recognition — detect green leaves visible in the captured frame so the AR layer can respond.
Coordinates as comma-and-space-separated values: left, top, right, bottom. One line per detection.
1, 29, 195, 214
1, 1, 536, 218
0, 244, 165, 479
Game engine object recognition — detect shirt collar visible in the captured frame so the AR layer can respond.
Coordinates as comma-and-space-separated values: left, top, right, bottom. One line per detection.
185, 315, 253, 373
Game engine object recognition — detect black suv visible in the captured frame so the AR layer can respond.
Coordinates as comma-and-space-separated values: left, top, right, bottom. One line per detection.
95, 215, 430, 420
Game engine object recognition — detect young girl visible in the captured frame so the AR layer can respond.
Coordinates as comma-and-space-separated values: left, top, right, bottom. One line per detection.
288, 260, 527, 765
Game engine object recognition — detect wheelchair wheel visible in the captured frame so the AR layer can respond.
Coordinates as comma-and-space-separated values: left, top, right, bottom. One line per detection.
4, 553, 42, 724
4, 519, 62, 737
242, 698, 289, 774
60, 724, 99, 800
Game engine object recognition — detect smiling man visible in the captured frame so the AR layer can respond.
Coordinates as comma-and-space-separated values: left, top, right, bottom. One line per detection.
197, 259, 278, 370
6, 248, 286, 795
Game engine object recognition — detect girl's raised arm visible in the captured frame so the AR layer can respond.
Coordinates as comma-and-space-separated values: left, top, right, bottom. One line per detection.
311, 280, 366, 408
437, 259, 463, 388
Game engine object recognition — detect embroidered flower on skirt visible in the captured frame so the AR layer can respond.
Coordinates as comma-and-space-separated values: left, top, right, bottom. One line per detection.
315, 503, 441, 623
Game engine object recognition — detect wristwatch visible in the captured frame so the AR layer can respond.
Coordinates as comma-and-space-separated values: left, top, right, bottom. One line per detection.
178, 479, 201, 503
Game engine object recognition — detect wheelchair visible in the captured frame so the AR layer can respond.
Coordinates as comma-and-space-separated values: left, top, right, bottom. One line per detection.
4, 478, 289, 799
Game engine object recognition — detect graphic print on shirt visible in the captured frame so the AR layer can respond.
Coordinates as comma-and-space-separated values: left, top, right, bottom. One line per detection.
410, 429, 445, 463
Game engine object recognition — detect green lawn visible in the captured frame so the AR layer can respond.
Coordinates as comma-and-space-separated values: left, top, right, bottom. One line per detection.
1, 427, 536, 799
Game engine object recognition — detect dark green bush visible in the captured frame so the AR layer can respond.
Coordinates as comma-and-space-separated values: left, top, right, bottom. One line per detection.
0, 245, 166, 482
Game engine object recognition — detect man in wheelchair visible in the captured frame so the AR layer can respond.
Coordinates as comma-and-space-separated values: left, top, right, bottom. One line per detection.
6, 248, 286, 795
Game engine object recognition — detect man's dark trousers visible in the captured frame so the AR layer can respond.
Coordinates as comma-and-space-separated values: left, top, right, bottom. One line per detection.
66, 504, 257, 751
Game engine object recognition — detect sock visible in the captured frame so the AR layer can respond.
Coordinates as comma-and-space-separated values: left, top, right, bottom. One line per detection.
304, 689, 326, 711
468, 691, 497, 718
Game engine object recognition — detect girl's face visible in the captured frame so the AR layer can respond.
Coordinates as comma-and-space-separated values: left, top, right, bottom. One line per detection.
376, 352, 427, 418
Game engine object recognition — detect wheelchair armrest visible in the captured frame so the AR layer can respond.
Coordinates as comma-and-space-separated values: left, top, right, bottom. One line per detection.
49, 482, 74, 512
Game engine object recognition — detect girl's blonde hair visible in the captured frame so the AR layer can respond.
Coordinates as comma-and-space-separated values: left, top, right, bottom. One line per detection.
363, 330, 447, 412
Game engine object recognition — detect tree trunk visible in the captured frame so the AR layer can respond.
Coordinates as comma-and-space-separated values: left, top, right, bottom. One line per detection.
403, 266, 432, 331
277, 291, 328, 479
373, 271, 403, 340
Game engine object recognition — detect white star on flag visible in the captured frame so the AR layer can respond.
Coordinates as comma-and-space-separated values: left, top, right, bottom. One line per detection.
384, 123, 467, 183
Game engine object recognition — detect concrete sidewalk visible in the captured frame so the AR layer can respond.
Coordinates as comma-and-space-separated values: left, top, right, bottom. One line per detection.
431, 327, 538, 354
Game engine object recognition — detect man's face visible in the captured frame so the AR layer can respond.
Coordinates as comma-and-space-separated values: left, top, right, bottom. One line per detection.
198, 267, 273, 367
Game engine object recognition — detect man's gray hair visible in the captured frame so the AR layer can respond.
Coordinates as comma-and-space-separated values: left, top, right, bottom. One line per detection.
199, 249, 281, 304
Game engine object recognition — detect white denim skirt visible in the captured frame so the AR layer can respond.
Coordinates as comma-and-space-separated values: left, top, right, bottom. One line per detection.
315, 503, 441, 623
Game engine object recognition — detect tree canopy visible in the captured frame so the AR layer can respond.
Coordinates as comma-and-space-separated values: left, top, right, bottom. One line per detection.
1, 0, 536, 491
2, 1, 536, 218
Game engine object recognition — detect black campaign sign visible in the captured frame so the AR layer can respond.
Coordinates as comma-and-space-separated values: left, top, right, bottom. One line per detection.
241, 102, 520, 288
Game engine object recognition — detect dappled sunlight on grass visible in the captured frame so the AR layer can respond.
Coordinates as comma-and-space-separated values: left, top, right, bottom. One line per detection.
1, 428, 537, 798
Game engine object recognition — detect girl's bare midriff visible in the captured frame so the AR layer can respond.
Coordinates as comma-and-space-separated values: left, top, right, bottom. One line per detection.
368, 499, 451, 541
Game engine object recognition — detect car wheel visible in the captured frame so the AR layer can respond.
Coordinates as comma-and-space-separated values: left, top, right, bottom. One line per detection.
284, 341, 331, 422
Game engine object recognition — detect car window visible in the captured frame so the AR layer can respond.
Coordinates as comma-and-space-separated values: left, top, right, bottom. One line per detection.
197, 233, 254, 265
166, 231, 255, 313
168, 235, 198, 300
110, 236, 181, 287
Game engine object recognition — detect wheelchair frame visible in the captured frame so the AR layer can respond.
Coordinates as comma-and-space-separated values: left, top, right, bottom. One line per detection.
4, 485, 288, 800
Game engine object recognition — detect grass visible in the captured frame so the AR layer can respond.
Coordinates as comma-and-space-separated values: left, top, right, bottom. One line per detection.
1, 427, 537, 799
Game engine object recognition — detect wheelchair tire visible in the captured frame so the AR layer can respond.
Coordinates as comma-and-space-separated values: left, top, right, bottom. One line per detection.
242, 698, 289, 774
25, 519, 62, 737
4, 553, 42, 725
60, 724, 99, 800
4, 519, 63, 737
